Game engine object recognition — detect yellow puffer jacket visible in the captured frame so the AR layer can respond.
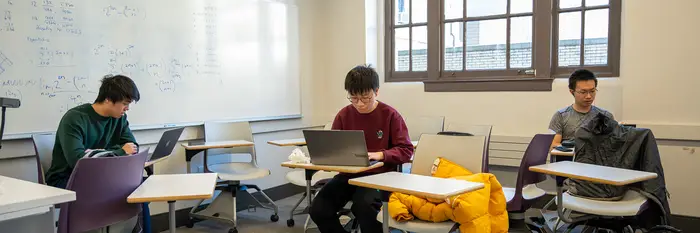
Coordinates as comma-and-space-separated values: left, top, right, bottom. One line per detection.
388, 157, 508, 233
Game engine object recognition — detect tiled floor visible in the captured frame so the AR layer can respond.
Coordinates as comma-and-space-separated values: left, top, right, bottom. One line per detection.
162, 193, 567, 233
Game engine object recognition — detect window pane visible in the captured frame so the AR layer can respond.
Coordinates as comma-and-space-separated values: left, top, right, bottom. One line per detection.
510, 0, 533, 14
558, 12, 581, 66
584, 9, 608, 65
412, 0, 427, 23
395, 0, 409, 25
444, 22, 463, 71
395, 27, 410, 71
466, 19, 506, 70
559, 0, 582, 9
467, 0, 507, 17
510, 16, 532, 68
444, 0, 463, 20
412, 26, 428, 71
585, 0, 608, 7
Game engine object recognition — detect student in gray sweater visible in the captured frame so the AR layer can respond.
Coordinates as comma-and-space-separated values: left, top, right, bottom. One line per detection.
548, 69, 614, 149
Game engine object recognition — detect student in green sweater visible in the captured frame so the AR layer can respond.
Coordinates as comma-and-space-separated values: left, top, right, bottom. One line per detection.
45, 74, 141, 189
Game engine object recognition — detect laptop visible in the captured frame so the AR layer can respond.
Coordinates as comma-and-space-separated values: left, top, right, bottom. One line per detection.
146, 127, 185, 162
302, 129, 377, 167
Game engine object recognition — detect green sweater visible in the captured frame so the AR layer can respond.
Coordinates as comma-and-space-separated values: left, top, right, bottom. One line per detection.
45, 103, 137, 188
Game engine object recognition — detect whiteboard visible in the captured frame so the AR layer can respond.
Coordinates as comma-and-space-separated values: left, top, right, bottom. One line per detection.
0, 0, 301, 137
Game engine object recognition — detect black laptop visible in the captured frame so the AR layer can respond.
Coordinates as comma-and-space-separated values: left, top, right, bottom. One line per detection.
146, 127, 185, 162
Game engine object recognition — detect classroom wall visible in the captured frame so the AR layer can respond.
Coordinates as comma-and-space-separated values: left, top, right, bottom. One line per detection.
306, 0, 700, 217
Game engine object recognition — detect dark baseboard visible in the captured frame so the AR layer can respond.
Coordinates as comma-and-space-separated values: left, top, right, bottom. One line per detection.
148, 183, 305, 233
531, 194, 700, 232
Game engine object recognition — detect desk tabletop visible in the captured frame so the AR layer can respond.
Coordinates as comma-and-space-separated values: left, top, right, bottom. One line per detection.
267, 138, 419, 148
181, 140, 254, 150
529, 161, 658, 186
268, 138, 307, 147
550, 148, 574, 156
144, 154, 169, 167
348, 172, 485, 200
281, 161, 384, 173
0, 176, 75, 216
127, 173, 217, 203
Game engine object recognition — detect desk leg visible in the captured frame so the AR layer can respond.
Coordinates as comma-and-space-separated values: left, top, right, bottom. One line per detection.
304, 169, 318, 207
168, 201, 176, 233
185, 149, 202, 174
380, 190, 390, 233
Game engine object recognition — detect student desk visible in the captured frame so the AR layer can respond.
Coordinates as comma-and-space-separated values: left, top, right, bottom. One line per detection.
529, 161, 657, 230
181, 140, 255, 173
529, 161, 657, 186
268, 138, 307, 147
348, 172, 485, 233
127, 173, 217, 233
268, 138, 419, 148
280, 161, 384, 213
0, 175, 75, 232
550, 148, 574, 157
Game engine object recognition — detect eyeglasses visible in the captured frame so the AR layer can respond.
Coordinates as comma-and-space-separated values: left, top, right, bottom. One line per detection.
574, 89, 598, 96
347, 94, 374, 103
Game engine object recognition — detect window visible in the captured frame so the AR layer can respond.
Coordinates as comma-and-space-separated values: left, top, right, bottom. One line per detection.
384, 0, 621, 92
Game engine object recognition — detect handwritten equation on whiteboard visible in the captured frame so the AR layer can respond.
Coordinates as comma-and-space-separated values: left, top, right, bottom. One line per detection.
0, 2, 232, 115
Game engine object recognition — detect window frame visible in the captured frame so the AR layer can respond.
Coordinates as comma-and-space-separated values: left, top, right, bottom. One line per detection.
383, 0, 622, 92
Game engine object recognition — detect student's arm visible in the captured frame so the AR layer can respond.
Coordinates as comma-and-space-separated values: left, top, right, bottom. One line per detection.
380, 113, 414, 165
548, 112, 564, 149
56, 116, 87, 169
107, 115, 138, 155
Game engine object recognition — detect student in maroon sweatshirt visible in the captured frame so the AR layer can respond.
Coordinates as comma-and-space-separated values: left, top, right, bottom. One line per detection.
308, 65, 414, 233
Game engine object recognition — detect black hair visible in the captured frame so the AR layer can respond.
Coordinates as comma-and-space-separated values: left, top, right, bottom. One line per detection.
568, 69, 598, 90
94, 74, 140, 104
344, 64, 379, 96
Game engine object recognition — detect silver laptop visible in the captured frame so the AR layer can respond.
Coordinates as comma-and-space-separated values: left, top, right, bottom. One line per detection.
303, 129, 377, 167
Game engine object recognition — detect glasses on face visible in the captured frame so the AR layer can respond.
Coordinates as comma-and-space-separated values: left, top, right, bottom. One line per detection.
574, 88, 598, 96
347, 93, 374, 103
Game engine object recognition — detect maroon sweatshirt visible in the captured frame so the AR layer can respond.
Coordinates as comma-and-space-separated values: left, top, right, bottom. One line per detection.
331, 101, 414, 175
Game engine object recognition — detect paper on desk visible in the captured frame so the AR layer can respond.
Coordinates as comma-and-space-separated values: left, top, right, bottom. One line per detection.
288, 148, 310, 163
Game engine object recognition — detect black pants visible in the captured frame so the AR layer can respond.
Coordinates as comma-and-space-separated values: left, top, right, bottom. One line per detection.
309, 174, 382, 233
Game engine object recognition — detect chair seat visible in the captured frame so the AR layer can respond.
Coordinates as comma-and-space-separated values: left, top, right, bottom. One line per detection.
503, 184, 546, 203
285, 170, 338, 187
556, 190, 648, 216
377, 209, 457, 233
208, 162, 270, 181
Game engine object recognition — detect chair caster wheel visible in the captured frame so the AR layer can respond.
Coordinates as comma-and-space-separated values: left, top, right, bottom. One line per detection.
287, 219, 295, 227
229, 228, 238, 233
271, 214, 279, 222
185, 219, 194, 228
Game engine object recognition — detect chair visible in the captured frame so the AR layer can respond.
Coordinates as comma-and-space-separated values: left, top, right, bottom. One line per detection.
501, 134, 554, 221
57, 149, 149, 233
377, 133, 488, 233
188, 121, 278, 233
444, 123, 493, 172
404, 115, 445, 142
31, 133, 56, 184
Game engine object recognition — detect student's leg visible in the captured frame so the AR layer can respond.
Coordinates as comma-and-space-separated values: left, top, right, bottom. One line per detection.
309, 175, 355, 233
351, 187, 382, 233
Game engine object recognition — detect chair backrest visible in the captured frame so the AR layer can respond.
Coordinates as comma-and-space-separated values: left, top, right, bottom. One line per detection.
204, 121, 256, 163
444, 123, 493, 172
58, 149, 149, 233
31, 133, 56, 184
411, 134, 487, 176
509, 134, 555, 210
405, 116, 445, 141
